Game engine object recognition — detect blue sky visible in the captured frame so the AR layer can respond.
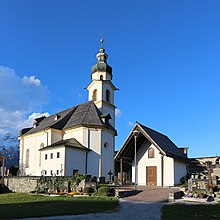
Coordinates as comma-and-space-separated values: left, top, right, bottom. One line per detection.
0, 0, 220, 157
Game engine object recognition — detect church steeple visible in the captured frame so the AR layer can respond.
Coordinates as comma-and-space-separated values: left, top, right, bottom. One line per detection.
91, 39, 112, 81
87, 39, 117, 127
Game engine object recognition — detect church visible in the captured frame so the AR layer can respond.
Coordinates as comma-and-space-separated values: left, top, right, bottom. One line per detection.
19, 40, 117, 180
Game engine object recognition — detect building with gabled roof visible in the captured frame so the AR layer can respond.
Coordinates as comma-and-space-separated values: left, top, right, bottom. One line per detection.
19, 40, 118, 179
115, 122, 189, 186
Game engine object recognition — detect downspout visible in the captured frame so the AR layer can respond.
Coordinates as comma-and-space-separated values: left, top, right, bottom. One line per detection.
161, 155, 164, 187
85, 126, 90, 174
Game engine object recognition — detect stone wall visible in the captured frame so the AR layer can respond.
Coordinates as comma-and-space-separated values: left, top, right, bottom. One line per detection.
5, 176, 40, 193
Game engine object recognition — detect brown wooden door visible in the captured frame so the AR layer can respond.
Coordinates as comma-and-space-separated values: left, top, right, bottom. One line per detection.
146, 166, 157, 186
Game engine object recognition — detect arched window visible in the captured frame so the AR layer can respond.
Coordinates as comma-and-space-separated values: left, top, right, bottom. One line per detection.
100, 75, 103, 80
26, 149, 30, 168
148, 148, 154, 158
40, 143, 44, 149
106, 90, 110, 103
92, 89, 97, 101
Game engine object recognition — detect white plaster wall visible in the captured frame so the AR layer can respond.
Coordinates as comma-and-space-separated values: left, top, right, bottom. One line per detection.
163, 156, 174, 186
102, 83, 114, 104
87, 81, 103, 102
101, 129, 115, 180
40, 147, 65, 176
91, 71, 111, 81
174, 160, 187, 185
87, 129, 101, 177
131, 139, 177, 187
22, 131, 48, 176
132, 140, 162, 186
19, 138, 24, 174
63, 127, 85, 145
51, 130, 63, 144
65, 148, 86, 176
87, 151, 99, 177
102, 105, 115, 127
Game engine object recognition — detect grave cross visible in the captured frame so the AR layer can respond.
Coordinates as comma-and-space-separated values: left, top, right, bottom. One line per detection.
108, 170, 113, 182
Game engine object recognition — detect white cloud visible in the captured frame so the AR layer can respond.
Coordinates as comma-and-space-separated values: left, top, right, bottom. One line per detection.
115, 108, 122, 118
18, 112, 50, 130
22, 76, 41, 86
127, 121, 134, 127
0, 66, 49, 134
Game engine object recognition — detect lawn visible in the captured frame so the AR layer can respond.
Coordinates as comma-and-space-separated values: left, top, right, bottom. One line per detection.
0, 193, 119, 219
162, 203, 220, 220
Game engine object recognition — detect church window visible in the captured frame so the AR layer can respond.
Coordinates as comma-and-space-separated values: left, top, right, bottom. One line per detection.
100, 75, 103, 80
50, 153, 53, 159
106, 90, 110, 103
25, 149, 30, 168
56, 170, 59, 175
148, 148, 155, 158
92, 89, 97, 101
45, 154, 47, 160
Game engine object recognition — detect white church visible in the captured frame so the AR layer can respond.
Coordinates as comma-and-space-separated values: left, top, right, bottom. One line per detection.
19, 40, 117, 180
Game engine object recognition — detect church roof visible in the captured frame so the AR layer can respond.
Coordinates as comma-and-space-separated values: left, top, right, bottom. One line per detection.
115, 122, 189, 162
39, 138, 90, 151
20, 101, 117, 136
138, 123, 187, 159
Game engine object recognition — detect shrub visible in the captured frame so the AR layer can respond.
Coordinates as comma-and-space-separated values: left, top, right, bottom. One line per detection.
98, 186, 115, 196
83, 187, 94, 194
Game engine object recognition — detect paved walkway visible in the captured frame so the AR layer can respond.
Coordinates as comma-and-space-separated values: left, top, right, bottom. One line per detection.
123, 186, 179, 202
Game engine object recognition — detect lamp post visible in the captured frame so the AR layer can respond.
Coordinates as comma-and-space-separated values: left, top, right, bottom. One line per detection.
133, 129, 139, 190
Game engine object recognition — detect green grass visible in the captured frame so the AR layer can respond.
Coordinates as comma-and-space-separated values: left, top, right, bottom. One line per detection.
162, 204, 220, 220
0, 193, 119, 219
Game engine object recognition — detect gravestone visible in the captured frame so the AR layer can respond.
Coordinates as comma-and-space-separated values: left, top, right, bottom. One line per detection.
188, 179, 209, 192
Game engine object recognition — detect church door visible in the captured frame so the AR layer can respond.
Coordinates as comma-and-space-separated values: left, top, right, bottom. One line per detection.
146, 166, 157, 186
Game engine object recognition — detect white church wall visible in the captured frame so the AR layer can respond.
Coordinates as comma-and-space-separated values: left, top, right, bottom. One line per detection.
101, 130, 114, 180
51, 129, 63, 144
87, 151, 99, 177
102, 83, 114, 104
174, 160, 187, 185
102, 105, 115, 127
65, 148, 86, 176
88, 81, 103, 102
40, 147, 65, 176
163, 156, 174, 186
133, 140, 162, 186
21, 131, 48, 176
63, 127, 85, 145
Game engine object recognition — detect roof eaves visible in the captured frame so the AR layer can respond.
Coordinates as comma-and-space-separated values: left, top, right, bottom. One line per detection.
137, 123, 166, 156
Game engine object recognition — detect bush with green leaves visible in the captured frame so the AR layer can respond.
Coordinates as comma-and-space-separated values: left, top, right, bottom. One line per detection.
97, 186, 115, 196
83, 187, 94, 194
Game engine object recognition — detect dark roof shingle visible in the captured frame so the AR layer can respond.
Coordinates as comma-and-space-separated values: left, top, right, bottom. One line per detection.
39, 138, 89, 151
20, 101, 116, 136
138, 123, 187, 159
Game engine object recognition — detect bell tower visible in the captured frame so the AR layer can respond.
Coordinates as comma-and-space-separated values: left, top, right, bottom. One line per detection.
87, 39, 117, 127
